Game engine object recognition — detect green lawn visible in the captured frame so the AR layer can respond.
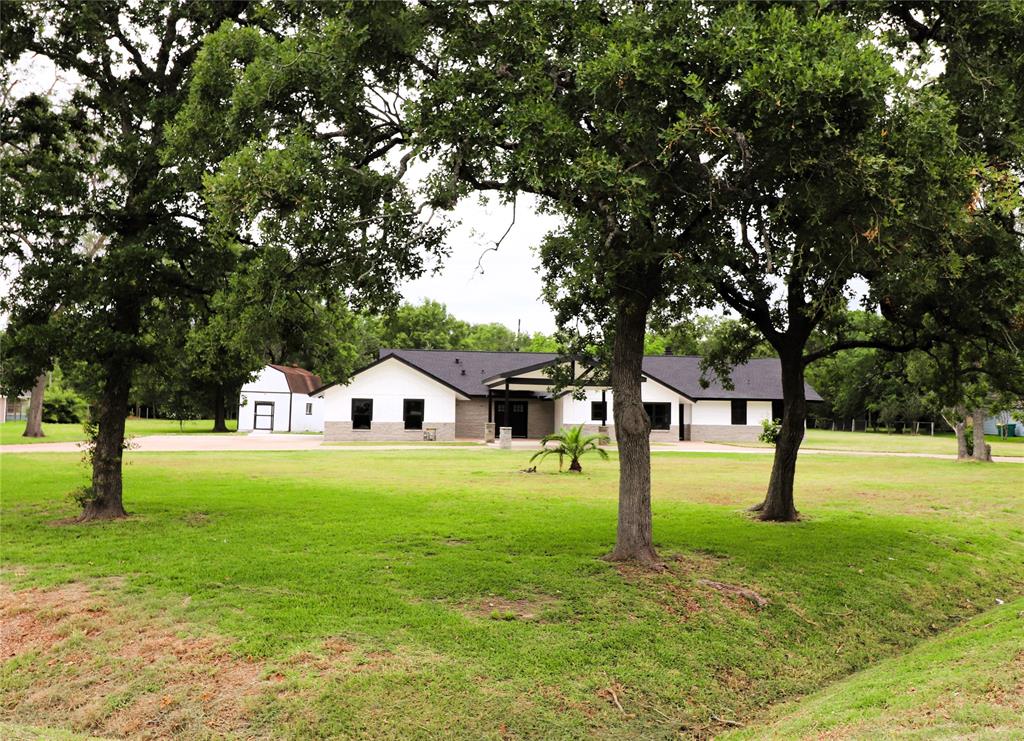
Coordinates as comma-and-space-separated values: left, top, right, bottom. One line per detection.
1, 450, 1022, 739
726, 596, 1024, 739
732, 428, 1024, 457
0, 418, 238, 445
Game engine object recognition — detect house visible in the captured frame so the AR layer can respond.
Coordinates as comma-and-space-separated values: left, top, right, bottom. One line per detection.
2, 391, 32, 422
237, 364, 324, 433
315, 349, 822, 443
984, 413, 1023, 437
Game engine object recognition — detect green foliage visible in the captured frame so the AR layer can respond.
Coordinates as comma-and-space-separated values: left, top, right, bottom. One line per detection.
41, 386, 87, 425
530, 425, 610, 472
759, 418, 781, 446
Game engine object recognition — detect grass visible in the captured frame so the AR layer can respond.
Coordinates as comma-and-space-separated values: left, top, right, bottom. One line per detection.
728, 428, 1024, 457
1, 449, 1022, 738
726, 596, 1024, 739
323, 441, 485, 447
0, 418, 238, 446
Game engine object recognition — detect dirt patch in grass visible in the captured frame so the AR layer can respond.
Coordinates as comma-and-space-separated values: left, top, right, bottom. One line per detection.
2, 582, 454, 738
0, 582, 272, 739
462, 595, 561, 621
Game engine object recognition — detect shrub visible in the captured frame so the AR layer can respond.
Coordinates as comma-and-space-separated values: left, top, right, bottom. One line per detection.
42, 386, 89, 424
530, 424, 610, 473
759, 418, 781, 445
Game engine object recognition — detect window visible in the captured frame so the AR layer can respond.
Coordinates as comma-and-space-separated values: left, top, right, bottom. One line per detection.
352, 398, 373, 430
403, 399, 424, 430
305, 402, 313, 416
731, 400, 747, 425
771, 400, 784, 421
643, 402, 671, 430
591, 401, 607, 422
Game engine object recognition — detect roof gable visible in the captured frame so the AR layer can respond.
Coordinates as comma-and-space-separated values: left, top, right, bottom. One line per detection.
268, 364, 322, 395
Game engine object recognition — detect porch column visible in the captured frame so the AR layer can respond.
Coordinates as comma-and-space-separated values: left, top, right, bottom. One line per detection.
484, 388, 495, 443
504, 380, 510, 426
601, 389, 607, 426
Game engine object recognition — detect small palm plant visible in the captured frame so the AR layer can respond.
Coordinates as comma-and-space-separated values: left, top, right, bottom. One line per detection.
530, 424, 610, 473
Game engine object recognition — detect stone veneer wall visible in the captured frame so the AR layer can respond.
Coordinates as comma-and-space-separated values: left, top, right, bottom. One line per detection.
453, 398, 555, 439
527, 400, 555, 439
689, 424, 760, 443
578, 424, 680, 444
324, 421, 456, 442
455, 399, 488, 439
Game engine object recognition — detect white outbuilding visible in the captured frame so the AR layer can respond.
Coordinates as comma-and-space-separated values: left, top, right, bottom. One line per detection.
237, 364, 324, 433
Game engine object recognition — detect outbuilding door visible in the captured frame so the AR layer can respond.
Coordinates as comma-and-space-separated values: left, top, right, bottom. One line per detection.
253, 401, 275, 431
494, 400, 529, 438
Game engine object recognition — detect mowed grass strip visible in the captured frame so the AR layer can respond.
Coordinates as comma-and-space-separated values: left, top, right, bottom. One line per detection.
731, 428, 1024, 458
1, 450, 1022, 739
0, 418, 238, 446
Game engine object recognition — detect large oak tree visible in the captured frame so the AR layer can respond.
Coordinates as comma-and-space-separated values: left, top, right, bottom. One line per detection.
1, 1, 444, 519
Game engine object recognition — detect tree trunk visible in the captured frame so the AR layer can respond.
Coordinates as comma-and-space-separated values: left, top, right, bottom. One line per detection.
971, 408, 991, 462
606, 298, 659, 564
212, 384, 229, 432
954, 418, 969, 459
752, 353, 805, 522
81, 371, 131, 521
569, 457, 582, 473
22, 373, 47, 437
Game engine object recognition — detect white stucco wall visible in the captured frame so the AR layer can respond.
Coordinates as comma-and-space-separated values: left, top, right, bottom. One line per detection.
289, 393, 324, 433
748, 401, 773, 426
237, 366, 324, 432
558, 379, 687, 426
691, 400, 771, 427
322, 358, 460, 424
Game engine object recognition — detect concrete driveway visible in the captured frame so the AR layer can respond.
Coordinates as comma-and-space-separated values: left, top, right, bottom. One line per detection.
1, 433, 1020, 462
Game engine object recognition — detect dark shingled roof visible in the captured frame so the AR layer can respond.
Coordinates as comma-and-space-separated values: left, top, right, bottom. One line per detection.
378, 349, 822, 401
268, 364, 323, 395
641, 355, 823, 402
382, 349, 559, 396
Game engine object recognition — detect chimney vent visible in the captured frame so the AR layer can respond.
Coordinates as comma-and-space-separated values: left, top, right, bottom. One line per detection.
460, 369, 466, 375
664, 346, 674, 355
454, 357, 460, 364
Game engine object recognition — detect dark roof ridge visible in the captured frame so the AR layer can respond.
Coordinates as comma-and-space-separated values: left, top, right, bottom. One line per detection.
378, 348, 557, 355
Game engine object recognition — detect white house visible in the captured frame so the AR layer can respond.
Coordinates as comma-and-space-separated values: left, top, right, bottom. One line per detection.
315, 349, 822, 443
237, 364, 324, 433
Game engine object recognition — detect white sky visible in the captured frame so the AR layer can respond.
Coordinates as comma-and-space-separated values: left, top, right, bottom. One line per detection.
400, 195, 562, 333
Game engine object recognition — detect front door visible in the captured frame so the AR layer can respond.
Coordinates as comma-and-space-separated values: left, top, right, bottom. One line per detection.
253, 401, 275, 431
494, 400, 528, 438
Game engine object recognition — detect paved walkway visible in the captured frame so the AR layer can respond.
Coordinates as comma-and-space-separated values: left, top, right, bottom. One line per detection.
1, 433, 1020, 462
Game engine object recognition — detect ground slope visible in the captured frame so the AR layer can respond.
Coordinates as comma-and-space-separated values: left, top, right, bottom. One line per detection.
728, 598, 1024, 739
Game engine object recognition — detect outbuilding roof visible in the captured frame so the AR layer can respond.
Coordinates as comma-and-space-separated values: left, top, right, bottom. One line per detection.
268, 364, 323, 395
372, 349, 822, 402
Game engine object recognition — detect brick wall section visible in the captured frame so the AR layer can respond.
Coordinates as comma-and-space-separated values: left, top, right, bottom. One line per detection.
324, 421, 456, 442
650, 426, 679, 444
527, 400, 555, 439
455, 399, 489, 439
690, 424, 760, 442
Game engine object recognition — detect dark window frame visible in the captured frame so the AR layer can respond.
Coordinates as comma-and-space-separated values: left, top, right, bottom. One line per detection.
305, 402, 313, 416
590, 401, 607, 422
403, 398, 425, 430
643, 402, 672, 430
731, 399, 747, 426
352, 398, 373, 430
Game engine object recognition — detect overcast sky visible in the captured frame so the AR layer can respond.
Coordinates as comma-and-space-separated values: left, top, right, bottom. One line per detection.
400, 195, 563, 334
